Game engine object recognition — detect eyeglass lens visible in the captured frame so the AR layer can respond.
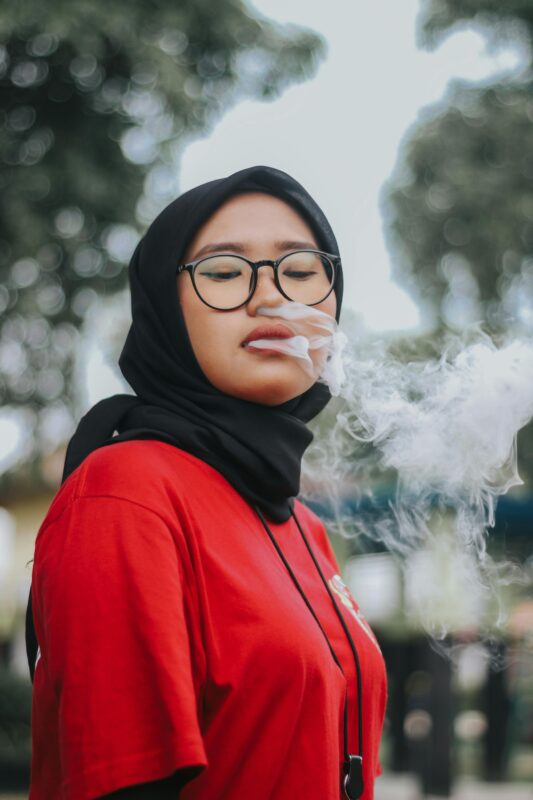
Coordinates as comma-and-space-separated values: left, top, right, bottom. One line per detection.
193, 252, 334, 309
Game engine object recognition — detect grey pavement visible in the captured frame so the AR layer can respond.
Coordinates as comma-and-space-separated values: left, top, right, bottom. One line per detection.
376, 773, 533, 800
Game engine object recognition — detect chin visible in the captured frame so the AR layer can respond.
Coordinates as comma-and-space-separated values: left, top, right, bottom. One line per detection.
211, 361, 314, 405
236, 380, 312, 406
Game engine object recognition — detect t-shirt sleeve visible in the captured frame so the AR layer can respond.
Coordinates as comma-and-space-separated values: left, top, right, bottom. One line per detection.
32, 493, 208, 800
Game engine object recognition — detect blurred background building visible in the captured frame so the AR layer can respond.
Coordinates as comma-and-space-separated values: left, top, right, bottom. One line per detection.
1, 0, 532, 797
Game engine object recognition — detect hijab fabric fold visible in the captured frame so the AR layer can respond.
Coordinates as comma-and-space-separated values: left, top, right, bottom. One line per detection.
61, 165, 344, 523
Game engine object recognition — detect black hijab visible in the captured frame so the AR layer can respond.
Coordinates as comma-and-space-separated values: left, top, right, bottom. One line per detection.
61, 165, 344, 522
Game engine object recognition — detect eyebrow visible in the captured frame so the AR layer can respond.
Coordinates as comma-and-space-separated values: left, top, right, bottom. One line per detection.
189, 240, 319, 260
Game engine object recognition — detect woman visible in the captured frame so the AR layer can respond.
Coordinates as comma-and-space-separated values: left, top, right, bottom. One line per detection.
26, 165, 387, 799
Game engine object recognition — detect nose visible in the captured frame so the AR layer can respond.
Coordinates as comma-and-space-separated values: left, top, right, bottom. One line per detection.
246, 264, 286, 316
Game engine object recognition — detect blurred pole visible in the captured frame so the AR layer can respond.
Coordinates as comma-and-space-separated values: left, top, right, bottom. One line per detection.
482, 640, 510, 782
379, 638, 411, 772
421, 639, 453, 797
384, 636, 453, 795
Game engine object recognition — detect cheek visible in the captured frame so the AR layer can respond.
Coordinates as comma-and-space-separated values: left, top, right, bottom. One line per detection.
177, 276, 240, 380
319, 291, 337, 320
307, 291, 338, 372
178, 276, 209, 362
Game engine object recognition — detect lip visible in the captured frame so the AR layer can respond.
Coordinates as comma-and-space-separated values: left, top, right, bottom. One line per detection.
241, 324, 295, 347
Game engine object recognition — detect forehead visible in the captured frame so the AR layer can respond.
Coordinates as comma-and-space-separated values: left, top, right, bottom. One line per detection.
183, 191, 318, 259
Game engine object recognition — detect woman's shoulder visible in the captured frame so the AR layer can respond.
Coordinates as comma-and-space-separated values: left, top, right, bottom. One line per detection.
78, 439, 211, 493
42, 440, 213, 528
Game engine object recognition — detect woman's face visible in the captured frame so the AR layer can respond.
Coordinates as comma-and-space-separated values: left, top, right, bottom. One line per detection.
177, 192, 337, 406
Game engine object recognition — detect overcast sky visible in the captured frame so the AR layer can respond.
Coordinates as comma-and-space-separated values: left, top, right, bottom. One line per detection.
179, 0, 524, 332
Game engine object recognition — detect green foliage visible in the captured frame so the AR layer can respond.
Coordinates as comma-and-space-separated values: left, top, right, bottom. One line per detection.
383, 0, 533, 485
0, 0, 324, 418
383, 82, 533, 331
384, 1, 533, 333
417, 0, 533, 50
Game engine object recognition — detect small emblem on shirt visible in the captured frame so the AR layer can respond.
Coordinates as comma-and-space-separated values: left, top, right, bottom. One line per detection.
328, 574, 382, 653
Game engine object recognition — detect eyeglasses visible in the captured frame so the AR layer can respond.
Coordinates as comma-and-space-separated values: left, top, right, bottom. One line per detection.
176, 249, 339, 311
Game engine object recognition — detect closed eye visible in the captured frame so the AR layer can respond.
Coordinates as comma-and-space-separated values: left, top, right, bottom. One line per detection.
282, 270, 318, 280
200, 270, 242, 281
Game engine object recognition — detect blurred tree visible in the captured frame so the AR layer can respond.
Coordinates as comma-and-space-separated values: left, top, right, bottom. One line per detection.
0, 0, 324, 467
383, 0, 533, 334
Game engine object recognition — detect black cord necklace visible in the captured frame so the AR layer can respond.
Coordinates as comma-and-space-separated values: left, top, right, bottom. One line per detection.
254, 505, 364, 800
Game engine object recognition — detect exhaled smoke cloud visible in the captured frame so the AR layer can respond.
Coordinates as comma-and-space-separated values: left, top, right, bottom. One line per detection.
334, 325, 533, 637
257, 304, 533, 640
256, 303, 347, 396
343, 327, 533, 522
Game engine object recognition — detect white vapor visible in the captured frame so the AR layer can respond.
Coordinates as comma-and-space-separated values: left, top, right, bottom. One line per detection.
256, 302, 347, 396
302, 323, 533, 639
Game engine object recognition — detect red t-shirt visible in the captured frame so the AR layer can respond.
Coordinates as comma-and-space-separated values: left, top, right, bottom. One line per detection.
30, 440, 387, 800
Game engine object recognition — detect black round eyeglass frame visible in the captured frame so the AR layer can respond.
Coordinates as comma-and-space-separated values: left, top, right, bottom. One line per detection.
176, 249, 340, 311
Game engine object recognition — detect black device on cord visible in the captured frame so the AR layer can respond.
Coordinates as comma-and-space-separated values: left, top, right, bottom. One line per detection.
254, 506, 365, 800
